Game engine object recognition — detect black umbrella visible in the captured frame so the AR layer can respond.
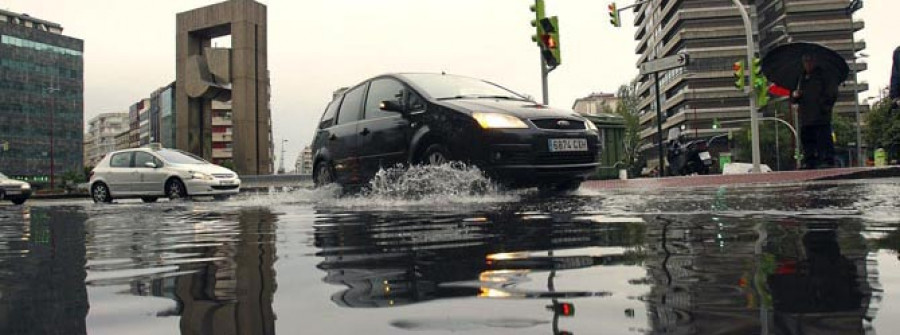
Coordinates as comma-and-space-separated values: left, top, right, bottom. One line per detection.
761, 42, 850, 90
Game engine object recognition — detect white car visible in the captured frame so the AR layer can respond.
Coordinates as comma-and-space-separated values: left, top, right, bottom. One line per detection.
89, 148, 241, 203
0, 172, 31, 205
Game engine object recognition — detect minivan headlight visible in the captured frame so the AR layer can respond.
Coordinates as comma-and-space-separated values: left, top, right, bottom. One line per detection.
585, 120, 598, 131
472, 112, 529, 129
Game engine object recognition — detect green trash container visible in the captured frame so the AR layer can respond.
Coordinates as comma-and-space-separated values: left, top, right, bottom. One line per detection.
874, 148, 886, 167
582, 113, 626, 180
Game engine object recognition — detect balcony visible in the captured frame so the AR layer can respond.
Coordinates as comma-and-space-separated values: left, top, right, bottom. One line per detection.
212, 133, 233, 142
212, 117, 232, 126
212, 148, 233, 159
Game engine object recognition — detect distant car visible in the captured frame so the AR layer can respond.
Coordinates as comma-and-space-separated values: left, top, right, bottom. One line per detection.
311, 73, 602, 191
89, 147, 241, 203
0, 172, 31, 205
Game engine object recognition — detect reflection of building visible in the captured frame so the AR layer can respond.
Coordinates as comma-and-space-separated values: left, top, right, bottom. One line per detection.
128, 209, 277, 334
175, 0, 273, 175
572, 92, 620, 116
295, 146, 313, 175
0, 207, 88, 334
0, 9, 83, 185
83, 112, 129, 167
642, 216, 878, 334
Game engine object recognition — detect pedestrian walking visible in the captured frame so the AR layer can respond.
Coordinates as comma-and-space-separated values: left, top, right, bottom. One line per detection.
792, 54, 839, 169
891, 46, 900, 109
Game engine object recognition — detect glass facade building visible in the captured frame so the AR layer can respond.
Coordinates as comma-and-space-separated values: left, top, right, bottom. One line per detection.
0, 10, 83, 186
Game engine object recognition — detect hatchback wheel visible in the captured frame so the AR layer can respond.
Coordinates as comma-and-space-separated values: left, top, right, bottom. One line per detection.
166, 179, 188, 200
314, 161, 335, 187
421, 144, 450, 165
91, 183, 113, 203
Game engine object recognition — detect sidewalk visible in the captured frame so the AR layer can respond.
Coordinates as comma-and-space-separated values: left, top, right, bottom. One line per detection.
584, 166, 900, 190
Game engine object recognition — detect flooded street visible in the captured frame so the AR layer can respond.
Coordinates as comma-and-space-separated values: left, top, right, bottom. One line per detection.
2, 179, 900, 334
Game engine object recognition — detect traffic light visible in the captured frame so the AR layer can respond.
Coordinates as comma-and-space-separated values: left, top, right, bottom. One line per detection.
712, 118, 720, 130
733, 60, 745, 90
530, 0, 546, 46
608, 3, 621, 27
751, 58, 769, 106
539, 16, 561, 67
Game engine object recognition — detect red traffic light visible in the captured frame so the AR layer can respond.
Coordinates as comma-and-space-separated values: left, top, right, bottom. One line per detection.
547, 302, 575, 317
732, 61, 742, 72
541, 34, 557, 49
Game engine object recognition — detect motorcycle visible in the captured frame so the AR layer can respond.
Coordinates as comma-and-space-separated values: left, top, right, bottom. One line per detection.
666, 127, 713, 176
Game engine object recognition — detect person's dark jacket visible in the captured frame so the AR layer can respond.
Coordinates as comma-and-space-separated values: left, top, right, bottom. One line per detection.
891, 46, 900, 100
792, 67, 838, 127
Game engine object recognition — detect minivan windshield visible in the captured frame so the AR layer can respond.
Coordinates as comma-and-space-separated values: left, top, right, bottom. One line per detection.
402, 74, 528, 101
156, 149, 208, 165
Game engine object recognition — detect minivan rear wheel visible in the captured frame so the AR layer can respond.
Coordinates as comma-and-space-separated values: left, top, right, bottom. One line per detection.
314, 161, 335, 187
421, 144, 450, 165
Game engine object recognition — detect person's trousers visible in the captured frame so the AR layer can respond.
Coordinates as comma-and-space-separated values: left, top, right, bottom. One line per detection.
801, 124, 835, 169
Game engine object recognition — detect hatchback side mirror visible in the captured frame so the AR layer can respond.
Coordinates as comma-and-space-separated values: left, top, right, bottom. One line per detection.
379, 100, 405, 113
144, 161, 157, 168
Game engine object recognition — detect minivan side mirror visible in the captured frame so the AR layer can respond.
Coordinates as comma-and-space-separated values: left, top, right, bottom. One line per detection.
379, 100, 405, 113
144, 161, 158, 168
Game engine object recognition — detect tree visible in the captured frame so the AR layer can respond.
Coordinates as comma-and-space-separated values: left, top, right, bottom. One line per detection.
865, 96, 900, 161
615, 81, 643, 175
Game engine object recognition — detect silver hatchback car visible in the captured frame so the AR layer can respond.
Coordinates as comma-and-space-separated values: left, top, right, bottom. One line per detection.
89, 148, 241, 203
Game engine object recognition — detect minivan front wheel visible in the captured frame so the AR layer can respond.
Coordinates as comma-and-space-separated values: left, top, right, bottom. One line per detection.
314, 161, 335, 187
421, 144, 450, 165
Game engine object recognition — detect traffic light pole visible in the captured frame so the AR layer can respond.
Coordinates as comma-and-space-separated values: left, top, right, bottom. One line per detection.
541, 56, 549, 105
731, 0, 762, 173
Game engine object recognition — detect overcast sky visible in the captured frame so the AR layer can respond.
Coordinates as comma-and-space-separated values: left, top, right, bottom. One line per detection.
5, 0, 897, 170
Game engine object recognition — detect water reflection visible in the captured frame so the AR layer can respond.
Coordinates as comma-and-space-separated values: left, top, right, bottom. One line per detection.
120, 208, 278, 335
643, 216, 879, 334
0, 207, 88, 335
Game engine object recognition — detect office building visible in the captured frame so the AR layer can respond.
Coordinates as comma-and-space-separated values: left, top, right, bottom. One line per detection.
0, 9, 83, 186
631, 0, 865, 168
295, 146, 313, 176
83, 113, 129, 167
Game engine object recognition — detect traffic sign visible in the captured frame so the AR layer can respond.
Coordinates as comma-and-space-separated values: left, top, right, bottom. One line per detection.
639, 54, 689, 75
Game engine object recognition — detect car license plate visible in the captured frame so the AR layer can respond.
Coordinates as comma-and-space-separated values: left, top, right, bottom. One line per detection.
548, 138, 588, 152
220, 180, 234, 185
699, 151, 711, 161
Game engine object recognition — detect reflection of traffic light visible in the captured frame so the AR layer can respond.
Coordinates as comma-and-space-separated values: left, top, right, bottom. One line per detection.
539, 16, 561, 67
608, 3, 620, 27
547, 301, 575, 317
733, 60, 745, 90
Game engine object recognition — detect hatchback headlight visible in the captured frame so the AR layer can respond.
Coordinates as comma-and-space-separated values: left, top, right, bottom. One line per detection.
191, 172, 215, 181
472, 112, 529, 129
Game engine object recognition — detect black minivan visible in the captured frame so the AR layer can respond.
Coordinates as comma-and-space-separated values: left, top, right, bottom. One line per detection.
311, 73, 602, 191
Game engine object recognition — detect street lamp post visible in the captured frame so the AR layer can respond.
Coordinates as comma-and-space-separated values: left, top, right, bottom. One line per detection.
730, 0, 762, 173
847, 0, 865, 167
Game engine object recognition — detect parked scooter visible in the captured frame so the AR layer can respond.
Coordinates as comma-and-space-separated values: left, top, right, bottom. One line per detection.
666, 127, 713, 176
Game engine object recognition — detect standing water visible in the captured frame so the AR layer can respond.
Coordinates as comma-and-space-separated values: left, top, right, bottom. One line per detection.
0, 167, 899, 334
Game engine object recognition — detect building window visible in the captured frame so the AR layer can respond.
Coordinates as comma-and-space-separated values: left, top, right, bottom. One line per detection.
0, 35, 82, 56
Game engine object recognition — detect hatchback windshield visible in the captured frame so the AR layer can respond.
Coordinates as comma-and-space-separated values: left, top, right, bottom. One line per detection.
403, 74, 527, 101
156, 150, 208, 164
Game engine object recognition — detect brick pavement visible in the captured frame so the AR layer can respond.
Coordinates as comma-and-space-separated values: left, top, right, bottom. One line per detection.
585, 166, 900, 190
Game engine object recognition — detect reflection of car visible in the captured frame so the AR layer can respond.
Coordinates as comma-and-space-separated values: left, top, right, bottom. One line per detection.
88, 147, 241, 203
0, 172, 31, 205
311, 73, 602, 191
